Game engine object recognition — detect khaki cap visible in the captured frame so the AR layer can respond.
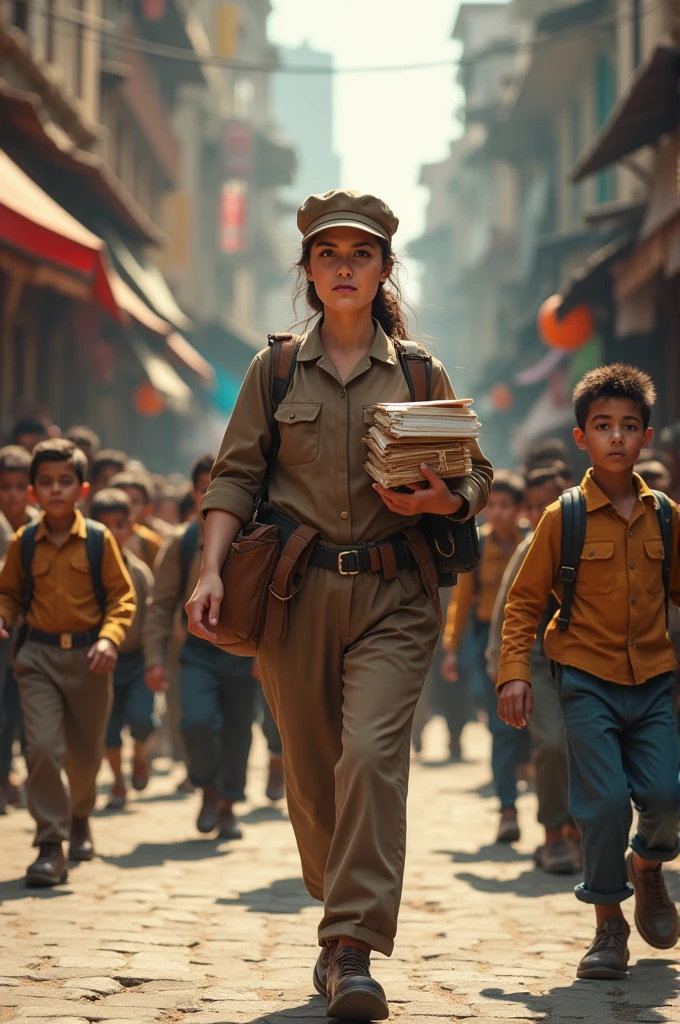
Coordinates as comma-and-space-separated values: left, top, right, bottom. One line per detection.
297, 189, 399, 245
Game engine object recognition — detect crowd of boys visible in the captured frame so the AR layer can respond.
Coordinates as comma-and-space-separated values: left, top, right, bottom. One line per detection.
0, 359, 678, 982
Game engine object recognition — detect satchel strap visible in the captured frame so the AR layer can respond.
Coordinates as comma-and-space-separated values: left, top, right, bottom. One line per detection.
403, 526, 442, 626
264, 524, 320, 645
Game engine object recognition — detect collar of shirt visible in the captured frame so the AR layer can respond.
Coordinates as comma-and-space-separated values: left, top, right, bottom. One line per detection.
581, 468, 657, 517
297, 318, 398, 370
34, 508, 87, 543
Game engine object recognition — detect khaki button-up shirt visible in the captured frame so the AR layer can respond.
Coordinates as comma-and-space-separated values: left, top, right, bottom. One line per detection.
202, 321, 493, 543
144, 521, 201, 668
0, 509, 136, 647
443, 524, 525, 651
498, 470, 680, 688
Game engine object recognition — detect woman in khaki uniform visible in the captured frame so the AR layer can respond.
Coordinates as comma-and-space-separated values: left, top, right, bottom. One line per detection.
187, 191, 492, 1020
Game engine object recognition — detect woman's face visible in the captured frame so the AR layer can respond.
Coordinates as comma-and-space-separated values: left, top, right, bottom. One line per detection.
306, 226, 391, 315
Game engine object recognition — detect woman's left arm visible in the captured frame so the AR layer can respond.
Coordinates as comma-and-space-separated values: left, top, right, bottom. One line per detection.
373, 360, 493, 519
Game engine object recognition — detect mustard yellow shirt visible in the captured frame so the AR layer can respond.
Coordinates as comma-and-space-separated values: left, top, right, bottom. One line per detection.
498, 470, 680, 688
443, 523, 524, 651
0, 510, 136, 648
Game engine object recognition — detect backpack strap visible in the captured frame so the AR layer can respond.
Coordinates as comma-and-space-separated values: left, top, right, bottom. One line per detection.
652, 489, 672, 627
396, 340, 432, 402
179, 519, 200, 607
20, 521, 41, 615
557, 486, 586, 632
268, 333, 301, 407
83, 519, 107, 620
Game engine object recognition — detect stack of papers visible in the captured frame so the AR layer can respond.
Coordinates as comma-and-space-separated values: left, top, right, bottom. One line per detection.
363, 400, 480, 488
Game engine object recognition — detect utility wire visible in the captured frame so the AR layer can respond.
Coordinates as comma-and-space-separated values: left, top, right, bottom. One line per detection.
21, 0, 663, 75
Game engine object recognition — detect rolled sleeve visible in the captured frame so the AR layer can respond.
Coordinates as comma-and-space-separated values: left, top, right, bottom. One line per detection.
443, 570, 474, 652
429, 361, 493, 521
201, 350, 274, 524
497, 511, 560, 690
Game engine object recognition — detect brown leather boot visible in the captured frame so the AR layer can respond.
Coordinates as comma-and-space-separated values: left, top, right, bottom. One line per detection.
626, 852, 679, 949
576, 918, 630, 980
313, 943, 334, 997
217, 803, 243, 841
327, 945, 389, 1021
25, 843, 68, 887
69, 817, 95, 861
266, 756, 285, 802
196, 785, 220, 834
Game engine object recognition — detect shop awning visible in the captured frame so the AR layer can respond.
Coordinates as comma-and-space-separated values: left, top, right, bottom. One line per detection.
0, 149, 119, 316
102, 226, 192, 332
128, 332, 192, 414
570, 46, 680, 182
166, 331, 215, 388
557, 234, 634, 316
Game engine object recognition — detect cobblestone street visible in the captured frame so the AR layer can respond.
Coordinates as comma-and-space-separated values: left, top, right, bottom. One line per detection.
0, 721, 677, 1024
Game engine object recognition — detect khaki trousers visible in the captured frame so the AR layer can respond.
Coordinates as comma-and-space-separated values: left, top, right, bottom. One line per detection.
259, 564, 440, 956
14, 640, 112, 845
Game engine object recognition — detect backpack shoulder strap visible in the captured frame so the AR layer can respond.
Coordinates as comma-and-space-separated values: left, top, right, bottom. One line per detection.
179, 520, 200, 606
652, 490, 672, 625
268, 333, 301, 406
20, 521, 41, 615
396, 340, 432, 402
83, 519, 107, 619
557, 486, 586, 632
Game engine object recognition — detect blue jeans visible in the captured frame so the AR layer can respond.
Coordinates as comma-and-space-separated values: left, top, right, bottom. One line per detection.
179, 638, 256, 802
106, 649, 158, 749
477, 621, 529, 810
557, 665, 680, 904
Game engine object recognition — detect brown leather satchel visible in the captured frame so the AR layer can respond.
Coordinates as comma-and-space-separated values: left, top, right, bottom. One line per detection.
200, 334, 314, 656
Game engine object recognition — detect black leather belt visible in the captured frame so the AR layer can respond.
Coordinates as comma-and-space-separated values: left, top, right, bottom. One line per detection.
24, 627, 100, 650
267, 509, 415, 576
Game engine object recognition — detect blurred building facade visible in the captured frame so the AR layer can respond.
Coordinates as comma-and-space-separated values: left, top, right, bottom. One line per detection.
412, 0, 680, 467
0, 0, 294, 470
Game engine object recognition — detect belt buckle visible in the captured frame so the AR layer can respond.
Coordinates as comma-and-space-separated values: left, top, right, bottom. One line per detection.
338, 551, 360, 576
60, 633, 73, 650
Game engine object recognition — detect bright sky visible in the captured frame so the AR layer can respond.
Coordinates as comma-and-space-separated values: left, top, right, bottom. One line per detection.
268, 0, 463, 287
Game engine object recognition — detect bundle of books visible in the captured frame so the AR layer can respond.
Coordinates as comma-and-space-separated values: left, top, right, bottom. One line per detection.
363, 399, 480, 489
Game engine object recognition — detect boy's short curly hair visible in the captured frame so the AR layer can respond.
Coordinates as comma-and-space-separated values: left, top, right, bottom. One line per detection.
30, 439, 87, 485
573, 363, 656, 431
90, 488, 132, 519
191, 454, 215, 489
0, 445, 32, 476
491, 469, 525, 504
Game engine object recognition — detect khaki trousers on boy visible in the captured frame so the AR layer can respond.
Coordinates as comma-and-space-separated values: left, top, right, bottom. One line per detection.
258, 564, 440, 957
14, 640, 112, 845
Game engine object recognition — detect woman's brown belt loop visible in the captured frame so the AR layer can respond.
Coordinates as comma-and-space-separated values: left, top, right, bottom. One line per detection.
264, 524, 321, 645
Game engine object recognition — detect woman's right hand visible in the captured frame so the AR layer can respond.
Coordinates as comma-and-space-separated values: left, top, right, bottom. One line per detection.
185, 571, 224, 641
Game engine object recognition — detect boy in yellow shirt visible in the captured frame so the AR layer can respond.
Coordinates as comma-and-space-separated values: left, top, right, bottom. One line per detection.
498, 365, 679, 979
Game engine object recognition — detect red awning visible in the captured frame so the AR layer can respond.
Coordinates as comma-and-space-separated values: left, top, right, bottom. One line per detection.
0, 150, 119, 317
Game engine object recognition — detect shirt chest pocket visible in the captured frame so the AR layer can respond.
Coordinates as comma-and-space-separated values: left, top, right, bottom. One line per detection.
68, 555, 94, 599
643, 537, 665, 595
578, 539, 615, 595
274, 403, 321, 465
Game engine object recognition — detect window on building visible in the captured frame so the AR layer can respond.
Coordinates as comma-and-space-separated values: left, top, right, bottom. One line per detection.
73, 0, 84, 98
595, 52, 616, 203
46, 0, 56, 63
10, 0, 30, 32
570, 97, 582, 224
632, 0, 642, 69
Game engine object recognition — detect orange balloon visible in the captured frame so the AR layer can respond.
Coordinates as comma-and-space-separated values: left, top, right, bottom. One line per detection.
133, 382, 166, 417
490, 382, 514, 411
538, 295, 594, 351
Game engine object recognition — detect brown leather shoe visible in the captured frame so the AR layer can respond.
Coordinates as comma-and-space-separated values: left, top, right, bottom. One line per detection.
576, 918, 630, 979
217, 804, 243, 841
626, 852, 679, 949
69, 817, 95, 861
534, 839, 579, 875
313, 944, 333, 997
25, 843, 68, 887
266, 756, 285, 802
496, 812, 520, 844
197, 785, 220, 834
327, 945, 389, 1021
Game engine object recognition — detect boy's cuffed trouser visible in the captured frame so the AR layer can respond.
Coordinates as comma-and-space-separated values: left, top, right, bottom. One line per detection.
106, 649, 158, 749
557, 665, 680, 904
14, 641, 112, 844
259, 564, 440, 957
528, 652, 572, 831
179, 640, 256, 802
